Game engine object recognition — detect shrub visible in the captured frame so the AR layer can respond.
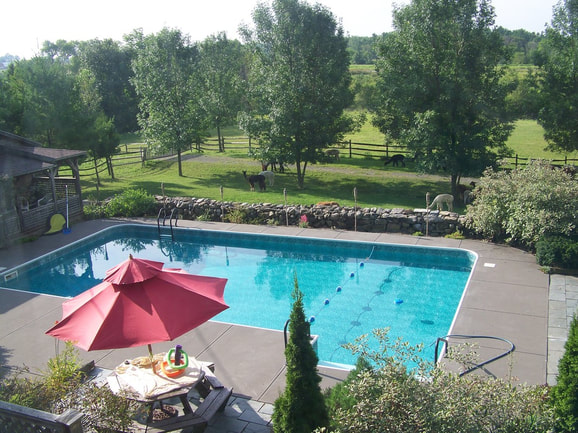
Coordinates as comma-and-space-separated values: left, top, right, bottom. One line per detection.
551, 315, 578, 432
324, 357, 371, 429
536, 236, 578, 269
83, 202, 107, 220
465, 160, 578, 249
322, 328, 555, 433
0, 343, 139, 432
273, 274, 329, 433
225, 207, 247, 224
104, 188, 157, 217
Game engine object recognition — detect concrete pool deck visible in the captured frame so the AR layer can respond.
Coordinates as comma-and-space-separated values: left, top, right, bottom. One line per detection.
1, 218, 576, 432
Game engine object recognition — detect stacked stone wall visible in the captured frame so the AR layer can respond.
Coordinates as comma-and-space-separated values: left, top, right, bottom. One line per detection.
156, 197, 466, 236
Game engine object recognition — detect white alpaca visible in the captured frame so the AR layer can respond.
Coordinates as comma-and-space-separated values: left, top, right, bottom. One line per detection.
428, 194, 454, 211
259, 170, 275, 187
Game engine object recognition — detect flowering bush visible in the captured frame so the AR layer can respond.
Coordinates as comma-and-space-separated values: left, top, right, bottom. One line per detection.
299, 214, 309, 228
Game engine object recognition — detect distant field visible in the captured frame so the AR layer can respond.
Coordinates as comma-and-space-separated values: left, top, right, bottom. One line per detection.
100, 117, 575, 211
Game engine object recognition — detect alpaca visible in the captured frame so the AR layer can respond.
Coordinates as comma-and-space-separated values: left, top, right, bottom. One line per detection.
463, 190, 473, 205
324, 149, 340, 161
259, 170, 275, 187
243, 170, 266, 191
428, 194, 454, 212
384, 154, 405, 167
456, 181, 476, 201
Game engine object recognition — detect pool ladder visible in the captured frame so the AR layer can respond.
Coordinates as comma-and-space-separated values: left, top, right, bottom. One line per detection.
157, 207, 179, 241
434, 334, 515, 377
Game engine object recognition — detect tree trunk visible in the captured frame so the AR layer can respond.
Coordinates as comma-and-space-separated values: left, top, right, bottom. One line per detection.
217, 125, 224, 152
450, 173, 459, 198
178, 150, 183, 177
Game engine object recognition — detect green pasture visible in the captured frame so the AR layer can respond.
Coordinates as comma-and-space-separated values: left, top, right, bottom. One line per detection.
82, 118, 573, 212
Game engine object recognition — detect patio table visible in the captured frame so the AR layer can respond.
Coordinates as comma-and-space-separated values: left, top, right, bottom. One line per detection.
106, 355, 210, 431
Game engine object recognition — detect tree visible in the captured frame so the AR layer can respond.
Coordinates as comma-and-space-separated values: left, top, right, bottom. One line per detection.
130, 28, 207, 177
78, 39, 139, 133
240, 0, 354, 188
0, 56, 112, 152
372, 0, 513, 196
538, 0, 578, 154
199, 33, 245, 152
551, 315, 578, 432
272, 274, 329, 432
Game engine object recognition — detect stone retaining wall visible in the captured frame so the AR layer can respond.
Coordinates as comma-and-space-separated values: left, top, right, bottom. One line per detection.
157, 197, 466, 236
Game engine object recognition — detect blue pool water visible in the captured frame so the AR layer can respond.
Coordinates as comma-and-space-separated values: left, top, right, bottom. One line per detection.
1, 225, 475, 366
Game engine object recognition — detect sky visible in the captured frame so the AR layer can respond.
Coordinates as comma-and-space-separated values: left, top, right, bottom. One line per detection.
2, 0, 559, 59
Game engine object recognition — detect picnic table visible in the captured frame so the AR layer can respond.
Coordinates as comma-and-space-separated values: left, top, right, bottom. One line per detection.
91, 355, 232, 433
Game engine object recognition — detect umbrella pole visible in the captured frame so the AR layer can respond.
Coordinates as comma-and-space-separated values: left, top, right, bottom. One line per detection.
148, 344, 158, 375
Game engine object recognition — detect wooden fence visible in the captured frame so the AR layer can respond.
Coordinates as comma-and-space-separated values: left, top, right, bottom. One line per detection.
58, 137, 577, 180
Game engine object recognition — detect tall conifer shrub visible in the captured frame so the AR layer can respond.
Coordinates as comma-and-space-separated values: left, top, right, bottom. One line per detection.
552, 315, 578, 432
272, 274, 329, 433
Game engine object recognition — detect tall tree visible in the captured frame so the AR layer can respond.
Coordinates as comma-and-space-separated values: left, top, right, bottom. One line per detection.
78, 39, 139, 133
272, 274, 329, 433
538, 0, 578, 155
240, 0, 353, 188
130, 28, 206, 177
0, 56, 110, 151
372, 0, 513, 196
199, 33, 245, 152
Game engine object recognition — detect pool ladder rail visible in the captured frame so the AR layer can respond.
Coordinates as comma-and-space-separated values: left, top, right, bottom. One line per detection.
434, 334, 515, 377
157, 207, 179, 241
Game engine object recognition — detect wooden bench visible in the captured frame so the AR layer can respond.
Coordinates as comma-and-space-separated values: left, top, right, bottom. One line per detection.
145, 366, 232, 433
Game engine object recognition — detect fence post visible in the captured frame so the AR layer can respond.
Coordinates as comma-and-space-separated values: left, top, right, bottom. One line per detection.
515, 154, 518, 169
353, 187, 358, 232
284, 188, 288, 226
348, 140, 352, 158
220, 186, 225, 221
141, 147, 147, 168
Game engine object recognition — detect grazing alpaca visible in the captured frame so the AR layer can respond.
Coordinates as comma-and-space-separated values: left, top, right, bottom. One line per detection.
456, 181, 476, 201
428, 194, 454, 211
259, 170, 275, 186
243, 170, 266, 191
384, 154, 406, 167
324, 148, 340, 161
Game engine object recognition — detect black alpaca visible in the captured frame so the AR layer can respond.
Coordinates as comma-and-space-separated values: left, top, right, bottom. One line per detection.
384, 154, 406, 167
243, 170, 266, 191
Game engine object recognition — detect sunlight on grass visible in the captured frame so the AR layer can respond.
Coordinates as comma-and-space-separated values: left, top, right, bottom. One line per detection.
95, 116, 574, 212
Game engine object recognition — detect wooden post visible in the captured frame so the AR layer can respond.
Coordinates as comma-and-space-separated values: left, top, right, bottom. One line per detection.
353, 187, 358, 232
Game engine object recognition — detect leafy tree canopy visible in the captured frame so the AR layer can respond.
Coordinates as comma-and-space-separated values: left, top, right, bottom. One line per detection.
240, 0, 354, 188
130, 27, 208, 176
372, 0, 514, 195
538, 0, 578, 155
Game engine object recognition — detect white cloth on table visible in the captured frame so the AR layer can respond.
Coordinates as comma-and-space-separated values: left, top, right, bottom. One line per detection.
107, 355, 202, 400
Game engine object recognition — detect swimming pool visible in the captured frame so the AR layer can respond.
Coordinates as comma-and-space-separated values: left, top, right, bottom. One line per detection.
1, 224, 476, 366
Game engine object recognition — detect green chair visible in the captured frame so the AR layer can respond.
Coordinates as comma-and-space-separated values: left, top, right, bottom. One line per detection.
45, 214, 66, 235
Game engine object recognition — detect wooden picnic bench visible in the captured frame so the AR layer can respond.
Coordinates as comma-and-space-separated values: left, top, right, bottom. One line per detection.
143, 371, 233, 433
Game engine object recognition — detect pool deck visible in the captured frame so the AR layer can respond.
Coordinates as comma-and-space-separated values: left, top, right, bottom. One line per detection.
1, 218, 577, 432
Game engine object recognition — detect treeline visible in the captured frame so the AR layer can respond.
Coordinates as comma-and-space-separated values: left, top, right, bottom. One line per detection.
347, 28, 543, 66
1, 0, 575, 192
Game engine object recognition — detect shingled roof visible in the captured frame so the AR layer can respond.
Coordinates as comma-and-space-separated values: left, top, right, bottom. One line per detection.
0, 130, 87, 177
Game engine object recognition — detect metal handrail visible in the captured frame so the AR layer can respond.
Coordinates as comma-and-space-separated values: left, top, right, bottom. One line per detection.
434, 334, 515, 377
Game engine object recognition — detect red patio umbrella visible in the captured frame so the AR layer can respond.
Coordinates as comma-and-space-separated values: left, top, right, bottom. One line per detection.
46, 255, 228, 354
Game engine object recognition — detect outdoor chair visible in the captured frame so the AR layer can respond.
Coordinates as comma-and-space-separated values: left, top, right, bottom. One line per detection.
45, 214, 66, 235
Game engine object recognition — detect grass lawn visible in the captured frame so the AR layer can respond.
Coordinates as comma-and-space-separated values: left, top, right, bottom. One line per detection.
84, 118, 572, 212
